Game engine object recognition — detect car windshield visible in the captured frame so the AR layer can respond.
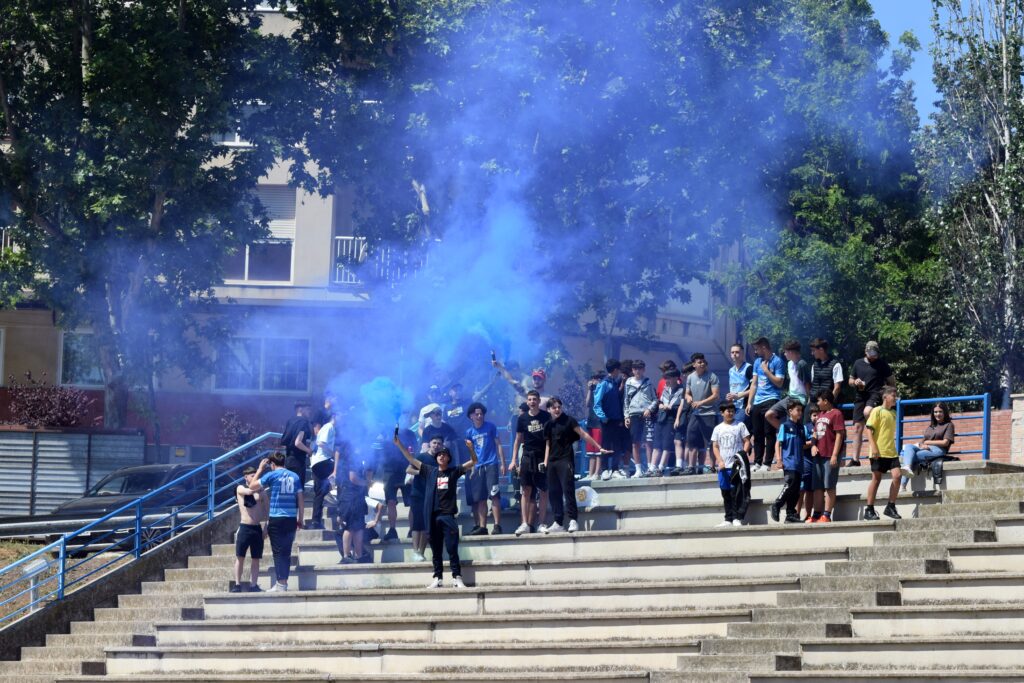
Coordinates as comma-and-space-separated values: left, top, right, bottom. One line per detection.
88, 472, 166, 496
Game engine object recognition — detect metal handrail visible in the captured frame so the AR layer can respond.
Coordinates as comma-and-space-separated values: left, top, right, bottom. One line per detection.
0, 431, 281, 626
839, 394, 991, 460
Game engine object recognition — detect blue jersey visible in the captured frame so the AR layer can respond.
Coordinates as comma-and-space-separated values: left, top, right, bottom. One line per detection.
753, 354, 785, 405
466, 421, 499, 466
728, 362, 753, 412
259, 468, 301, 518
776, 420, 809, 471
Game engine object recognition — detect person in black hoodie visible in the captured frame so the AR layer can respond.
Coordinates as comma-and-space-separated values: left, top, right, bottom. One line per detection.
394, 429, 478, 588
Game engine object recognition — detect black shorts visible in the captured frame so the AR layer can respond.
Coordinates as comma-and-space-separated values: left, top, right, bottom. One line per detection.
337, 492, 367, 531
654, 420, 675, 452
686, 413, 717, 449
628, 416, 651, 445
853, 392, 883, 423
465, 463, 500, 505
871, 456, 901, 474
519, 451, 548, 492
383, 469, 410, 505
235, 523, 264, 559
283, 455, 308, 485
600, 420, 631, 456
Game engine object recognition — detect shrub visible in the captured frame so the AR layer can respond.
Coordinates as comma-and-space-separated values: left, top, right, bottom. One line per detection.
5, 371, 94, 428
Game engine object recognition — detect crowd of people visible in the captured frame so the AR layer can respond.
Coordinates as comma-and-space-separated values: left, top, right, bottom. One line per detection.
229, 338, 958, 591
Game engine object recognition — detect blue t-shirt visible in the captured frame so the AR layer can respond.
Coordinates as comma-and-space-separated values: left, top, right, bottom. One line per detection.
753, 354, 785, 405
259, 468, 301, 518
776, 420, 808, 471
728, 362, 753, 412
466, 421, 499, 466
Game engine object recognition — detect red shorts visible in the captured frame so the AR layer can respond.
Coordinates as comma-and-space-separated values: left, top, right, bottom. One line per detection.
586, 428, 602, 454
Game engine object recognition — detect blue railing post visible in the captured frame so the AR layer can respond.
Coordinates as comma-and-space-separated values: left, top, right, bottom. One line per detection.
983, 392, 992, 461
133, 500, 143, 559
207, 460, 216, 522
57, 537, 66, 600
895, 399, 904, 454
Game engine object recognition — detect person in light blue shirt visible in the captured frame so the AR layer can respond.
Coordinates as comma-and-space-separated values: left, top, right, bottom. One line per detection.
248, 452, 303, 592
726, 343, 753, 425
747, 337, 785, 471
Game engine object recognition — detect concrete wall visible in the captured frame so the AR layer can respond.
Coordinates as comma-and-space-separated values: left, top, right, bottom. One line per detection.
1012, 393, 1024, 464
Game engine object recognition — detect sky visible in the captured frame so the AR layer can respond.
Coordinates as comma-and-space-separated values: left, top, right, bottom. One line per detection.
872, 0, 939, 119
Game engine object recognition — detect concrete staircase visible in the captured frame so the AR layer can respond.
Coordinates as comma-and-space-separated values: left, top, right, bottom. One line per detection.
0, 461, 1021, 682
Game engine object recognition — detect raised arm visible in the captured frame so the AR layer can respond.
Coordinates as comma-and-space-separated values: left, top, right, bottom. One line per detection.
393, 428, 421, 470
462, 439, 479, 472
574, 424, 609, 454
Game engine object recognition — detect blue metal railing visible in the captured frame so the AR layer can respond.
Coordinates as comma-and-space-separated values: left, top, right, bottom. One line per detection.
840, 394, 992, 461
0, 431, 281, 626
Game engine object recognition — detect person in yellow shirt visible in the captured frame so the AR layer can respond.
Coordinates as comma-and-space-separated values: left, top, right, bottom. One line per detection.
864, 386, 901, 520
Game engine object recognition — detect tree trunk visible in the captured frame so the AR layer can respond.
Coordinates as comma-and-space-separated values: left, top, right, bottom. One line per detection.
103, 376, 129, 430
1000, 354, 1013, 410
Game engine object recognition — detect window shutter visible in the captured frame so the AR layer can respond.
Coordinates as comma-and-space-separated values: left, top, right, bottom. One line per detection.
257, 186, 296, 240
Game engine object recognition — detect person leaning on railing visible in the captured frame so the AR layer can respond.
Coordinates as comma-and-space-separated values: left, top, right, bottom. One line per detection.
899, 402, 956, 488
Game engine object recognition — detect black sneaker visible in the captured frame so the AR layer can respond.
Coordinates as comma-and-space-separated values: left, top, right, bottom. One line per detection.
847, 460, 862, 467
406, 528, 413, 538
883, 503, 902, 520
306, 520, 324, 530
770, 502, 781, 523
682, 466, 696, 475
229, 584, 242, 593
340, 554, 358, 564
384, 528, 399, 542
784, 514, 802, 524
491, 524, 504, 535
248, 584, 262, 592
469, 526, 489, 536
863, 506, 879, 521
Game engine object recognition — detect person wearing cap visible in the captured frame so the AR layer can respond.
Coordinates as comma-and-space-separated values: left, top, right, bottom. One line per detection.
419, 403, 457, 454
418, 385, 446, 437
232, 465, 269, 592
492, 356, 551, 406
848, 341, 895, 467
394, 429, 478, 588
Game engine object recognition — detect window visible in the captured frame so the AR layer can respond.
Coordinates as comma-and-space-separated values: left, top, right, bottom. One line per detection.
214, 337, 309, 393
224, 186, 295, 283
60, 331, 104, 387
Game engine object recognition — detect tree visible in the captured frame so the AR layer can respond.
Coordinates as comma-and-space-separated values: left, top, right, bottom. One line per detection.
918, 0, 1024, 405
0, 1, 321, 427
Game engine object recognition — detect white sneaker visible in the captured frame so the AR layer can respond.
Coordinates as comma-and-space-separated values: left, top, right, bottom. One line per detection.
452, 576, 467, 589
537, 524, 550, 534
268, 582, 288, 593
716, 520, 732, 527
411, 552, 426, 562
544, 521, 564, 534
600, 469, 612, 481
567, 520, 578, 533
732, 519, 744, 527
514, 522, 530, 536
427, 577, 443, 589
630, 468, 643, 479
611, 470, 626, 480
900, 466, 914, 479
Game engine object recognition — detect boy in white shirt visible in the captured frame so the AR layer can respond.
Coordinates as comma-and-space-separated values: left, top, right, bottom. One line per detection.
712, 402, 752, 526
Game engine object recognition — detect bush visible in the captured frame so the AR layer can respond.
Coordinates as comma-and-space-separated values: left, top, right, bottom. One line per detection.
5, 371, 94, 428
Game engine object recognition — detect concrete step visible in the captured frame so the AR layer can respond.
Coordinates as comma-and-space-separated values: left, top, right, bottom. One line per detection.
726, 621, 827, 639
190, 553, 296, 567
847, 544, 948, 561
117, 593, 203, 609
871, 528, 994, 546
674, 653, 778, 672
850, 603, 1024, 638
21, 644, 106, 660
750, 607, 851, 623
824, 559, 949, 576
200, 577, 799, 619
893, 516, 995, 531
44, 632, 137, 649
919, 500, 1022, 518
994, 514, 1024, 542
152, 609, 749, 646
296, 522, 884, 566
942, 486, 1024, 504
651, 673, 750, 683
776, 591, 876, 608
751, 672, 1024, 682
947, 542, 1024, 572
103, 639, 699, 675
93, 607, 185, 623
798, 575, 900, 593
61, 673, 653, 683
800, 636, 1024, 670
141, 579, 225, 594
0, 660, 87, 675
70, 620, 157, 635
297, 547, 846, 591
699, 637, 799, 655
965, 471, 1024, 489
900, 572, 1024, 604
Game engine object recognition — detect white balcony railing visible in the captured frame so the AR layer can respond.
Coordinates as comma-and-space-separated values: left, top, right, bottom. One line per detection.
332, 236, 425, 288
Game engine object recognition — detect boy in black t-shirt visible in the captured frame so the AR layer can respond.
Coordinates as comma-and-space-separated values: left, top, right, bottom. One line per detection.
280, 401, 313, 484
510, 390, 551, 536
542, 397, 610, 533
395, 429, 478, 588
